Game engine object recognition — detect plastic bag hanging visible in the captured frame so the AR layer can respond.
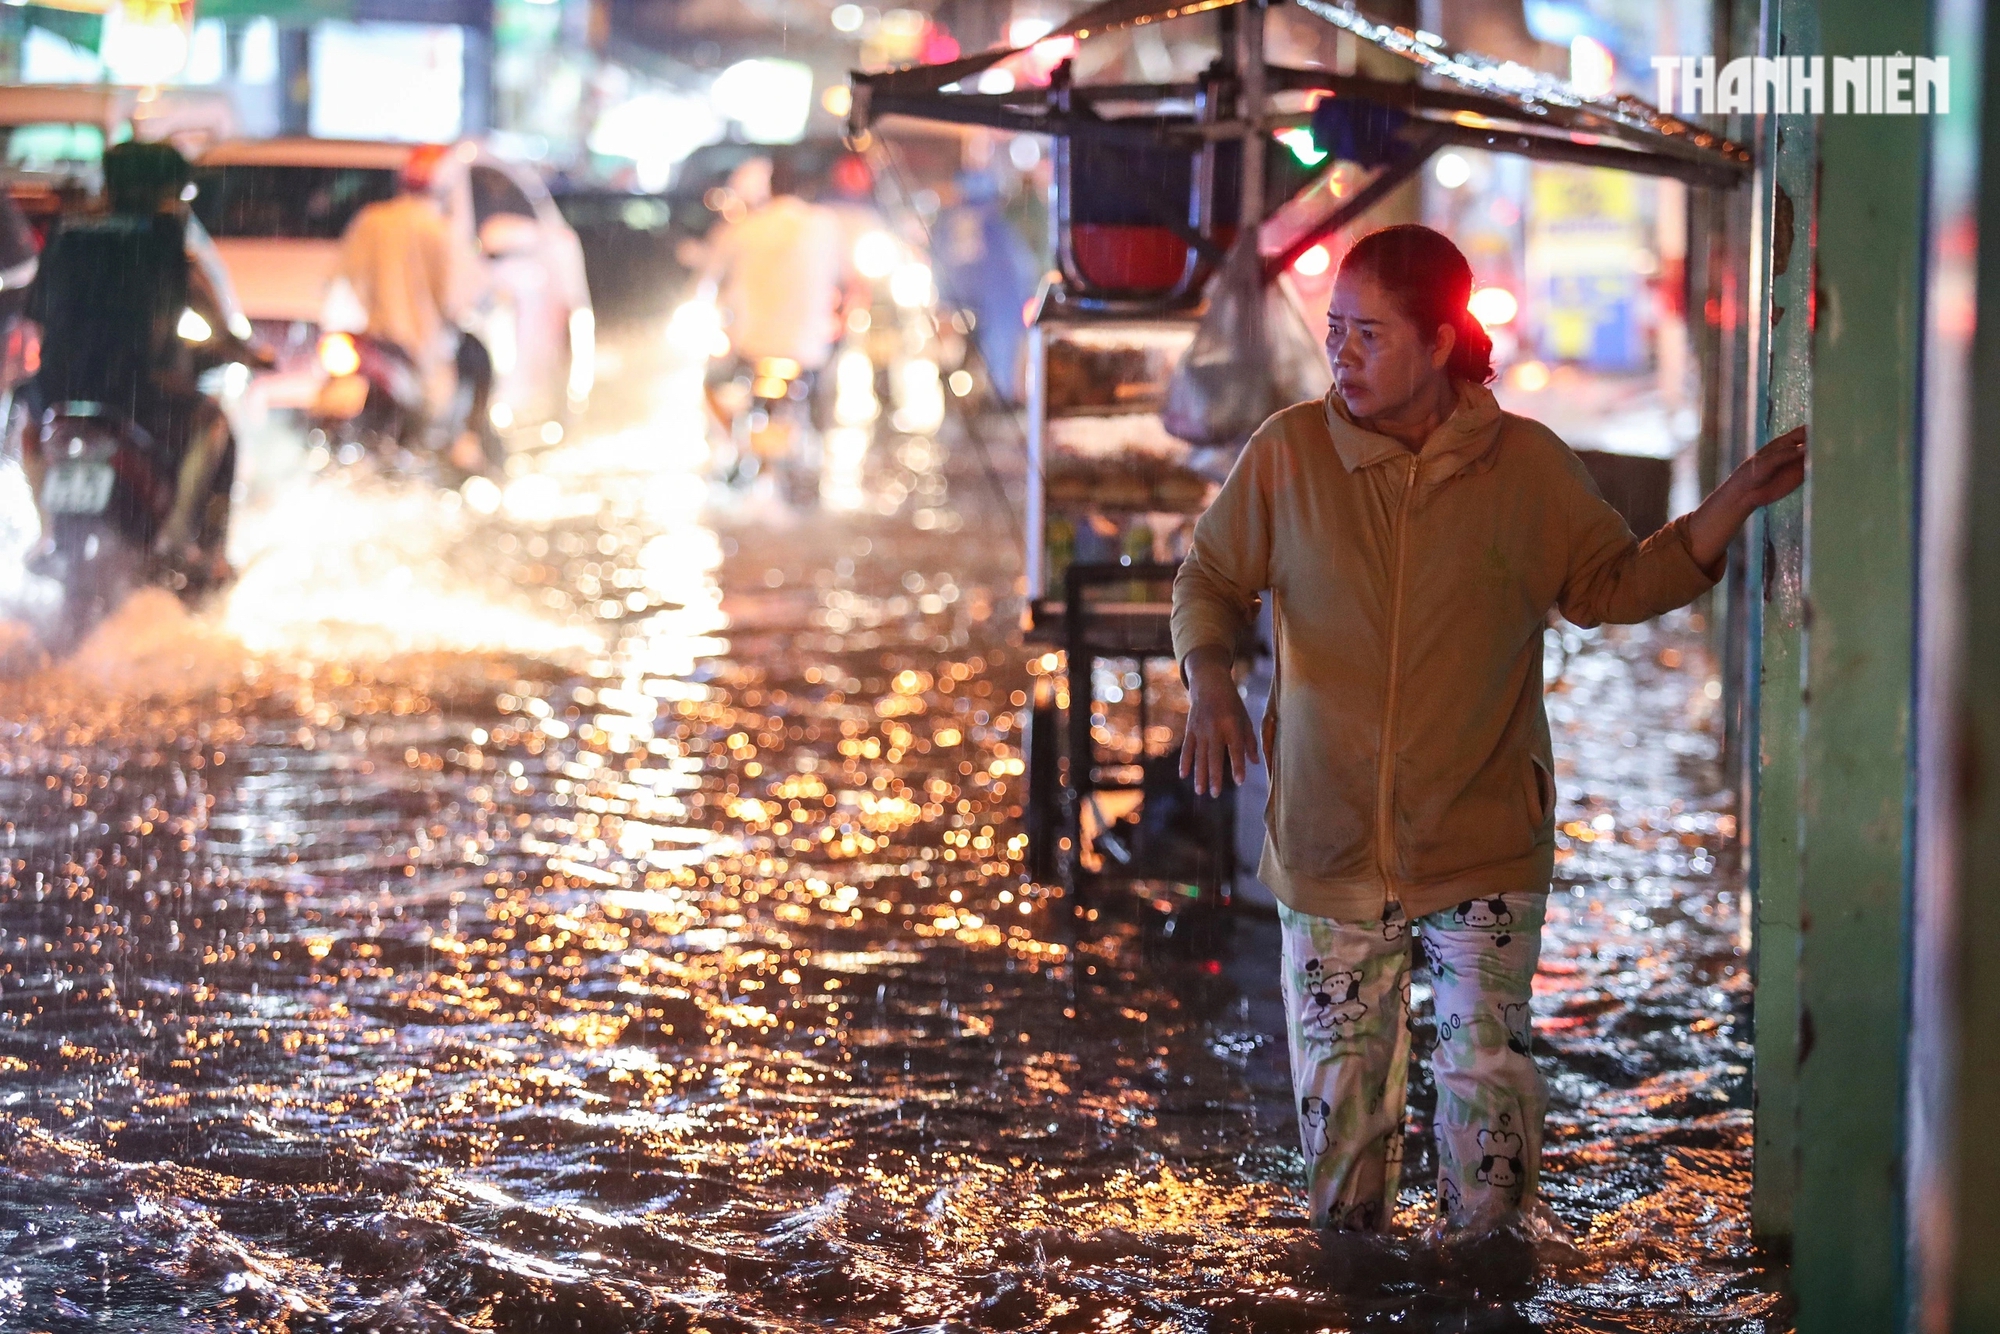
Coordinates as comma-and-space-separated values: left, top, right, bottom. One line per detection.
1161, 232, 1331, 450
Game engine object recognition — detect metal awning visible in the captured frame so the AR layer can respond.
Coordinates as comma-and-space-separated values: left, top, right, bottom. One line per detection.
852, 0, 1747, 182
850, 0, 1750, 255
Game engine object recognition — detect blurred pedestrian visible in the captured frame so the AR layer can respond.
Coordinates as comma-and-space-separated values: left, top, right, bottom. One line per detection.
1172, 224, 1805, 1238
933, 168, 1039, 403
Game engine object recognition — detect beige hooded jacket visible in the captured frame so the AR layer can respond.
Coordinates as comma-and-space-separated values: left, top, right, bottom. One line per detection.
1171, 381, 1722, 923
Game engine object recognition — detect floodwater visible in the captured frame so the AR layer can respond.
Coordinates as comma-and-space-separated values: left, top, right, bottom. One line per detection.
0, 331, 1786, 1332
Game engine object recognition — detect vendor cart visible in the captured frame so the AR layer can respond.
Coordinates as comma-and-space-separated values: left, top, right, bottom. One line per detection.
1015, 301, 1244, 915
849, 0, 1749, 922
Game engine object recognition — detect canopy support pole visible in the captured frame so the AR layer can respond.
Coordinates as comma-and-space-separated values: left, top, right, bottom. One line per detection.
1238, 0, 1265, 234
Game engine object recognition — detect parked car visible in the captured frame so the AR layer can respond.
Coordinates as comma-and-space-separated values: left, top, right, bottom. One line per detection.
189, 137, 593, 430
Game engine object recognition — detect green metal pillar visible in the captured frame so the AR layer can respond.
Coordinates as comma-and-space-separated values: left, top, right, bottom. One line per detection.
1913, 0, 2000, 1322
1794, 1, 1929, 1327
1748, 0, 1821, 1248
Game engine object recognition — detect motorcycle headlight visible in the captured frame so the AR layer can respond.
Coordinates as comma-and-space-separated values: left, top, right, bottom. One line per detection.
318, 332, 361, 377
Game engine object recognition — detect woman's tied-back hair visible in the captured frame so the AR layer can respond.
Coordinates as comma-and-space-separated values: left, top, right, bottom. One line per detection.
1337, 223, 1496, 385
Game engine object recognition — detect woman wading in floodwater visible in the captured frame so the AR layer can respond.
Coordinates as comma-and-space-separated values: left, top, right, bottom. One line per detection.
1173, 224, 1805, 1235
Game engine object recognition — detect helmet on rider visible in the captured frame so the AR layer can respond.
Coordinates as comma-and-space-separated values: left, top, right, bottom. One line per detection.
103, 141, 191, 215
400, 144, 451, 195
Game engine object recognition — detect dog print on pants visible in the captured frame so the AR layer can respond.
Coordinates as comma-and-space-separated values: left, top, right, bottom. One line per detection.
1280, 895, 1548, 1232
1300, 1096, 1331, 1158
1300, 957, 1369, 1039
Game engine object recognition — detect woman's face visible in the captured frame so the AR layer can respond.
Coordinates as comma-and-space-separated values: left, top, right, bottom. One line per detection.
1325, 269, 1453, 421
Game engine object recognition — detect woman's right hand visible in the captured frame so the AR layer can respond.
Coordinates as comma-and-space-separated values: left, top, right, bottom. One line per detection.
1179, 645, 1260, 797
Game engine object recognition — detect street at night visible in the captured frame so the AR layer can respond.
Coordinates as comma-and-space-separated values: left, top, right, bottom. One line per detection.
0, 0, 1992, 1327
0, 330, 1778, 1329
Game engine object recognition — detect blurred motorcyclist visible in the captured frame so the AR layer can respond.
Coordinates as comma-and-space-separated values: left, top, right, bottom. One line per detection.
705, 149, 845, 390
335, 143, 493, 470
18, 140, 250, 576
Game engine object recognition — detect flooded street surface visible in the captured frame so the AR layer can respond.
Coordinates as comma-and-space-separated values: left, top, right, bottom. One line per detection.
0, 332, 1784, 1332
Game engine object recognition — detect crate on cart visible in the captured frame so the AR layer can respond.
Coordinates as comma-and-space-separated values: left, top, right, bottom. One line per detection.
1025, 312, 1208, 622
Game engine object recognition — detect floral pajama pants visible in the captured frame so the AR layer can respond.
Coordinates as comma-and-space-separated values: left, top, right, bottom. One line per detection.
1277, 892, 1548, 1233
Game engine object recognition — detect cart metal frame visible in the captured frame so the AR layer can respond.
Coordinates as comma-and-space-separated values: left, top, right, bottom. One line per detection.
1029, 561, 1238, 906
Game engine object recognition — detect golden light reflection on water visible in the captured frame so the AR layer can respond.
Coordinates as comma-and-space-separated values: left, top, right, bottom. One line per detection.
0, 332, 1784, 1331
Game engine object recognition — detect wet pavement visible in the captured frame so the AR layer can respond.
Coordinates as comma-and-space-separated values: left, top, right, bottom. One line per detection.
0, 330, 1786, 1331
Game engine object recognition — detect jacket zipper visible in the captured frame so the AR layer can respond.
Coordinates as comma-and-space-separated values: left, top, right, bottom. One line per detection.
1376, 454, 1421, 906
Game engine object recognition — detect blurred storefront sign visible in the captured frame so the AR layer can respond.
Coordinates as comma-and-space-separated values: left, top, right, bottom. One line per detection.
7, 0, 196, 83
222, 0, 488, 138
1525, 164, 1653, 371
307, 19, 463, 141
